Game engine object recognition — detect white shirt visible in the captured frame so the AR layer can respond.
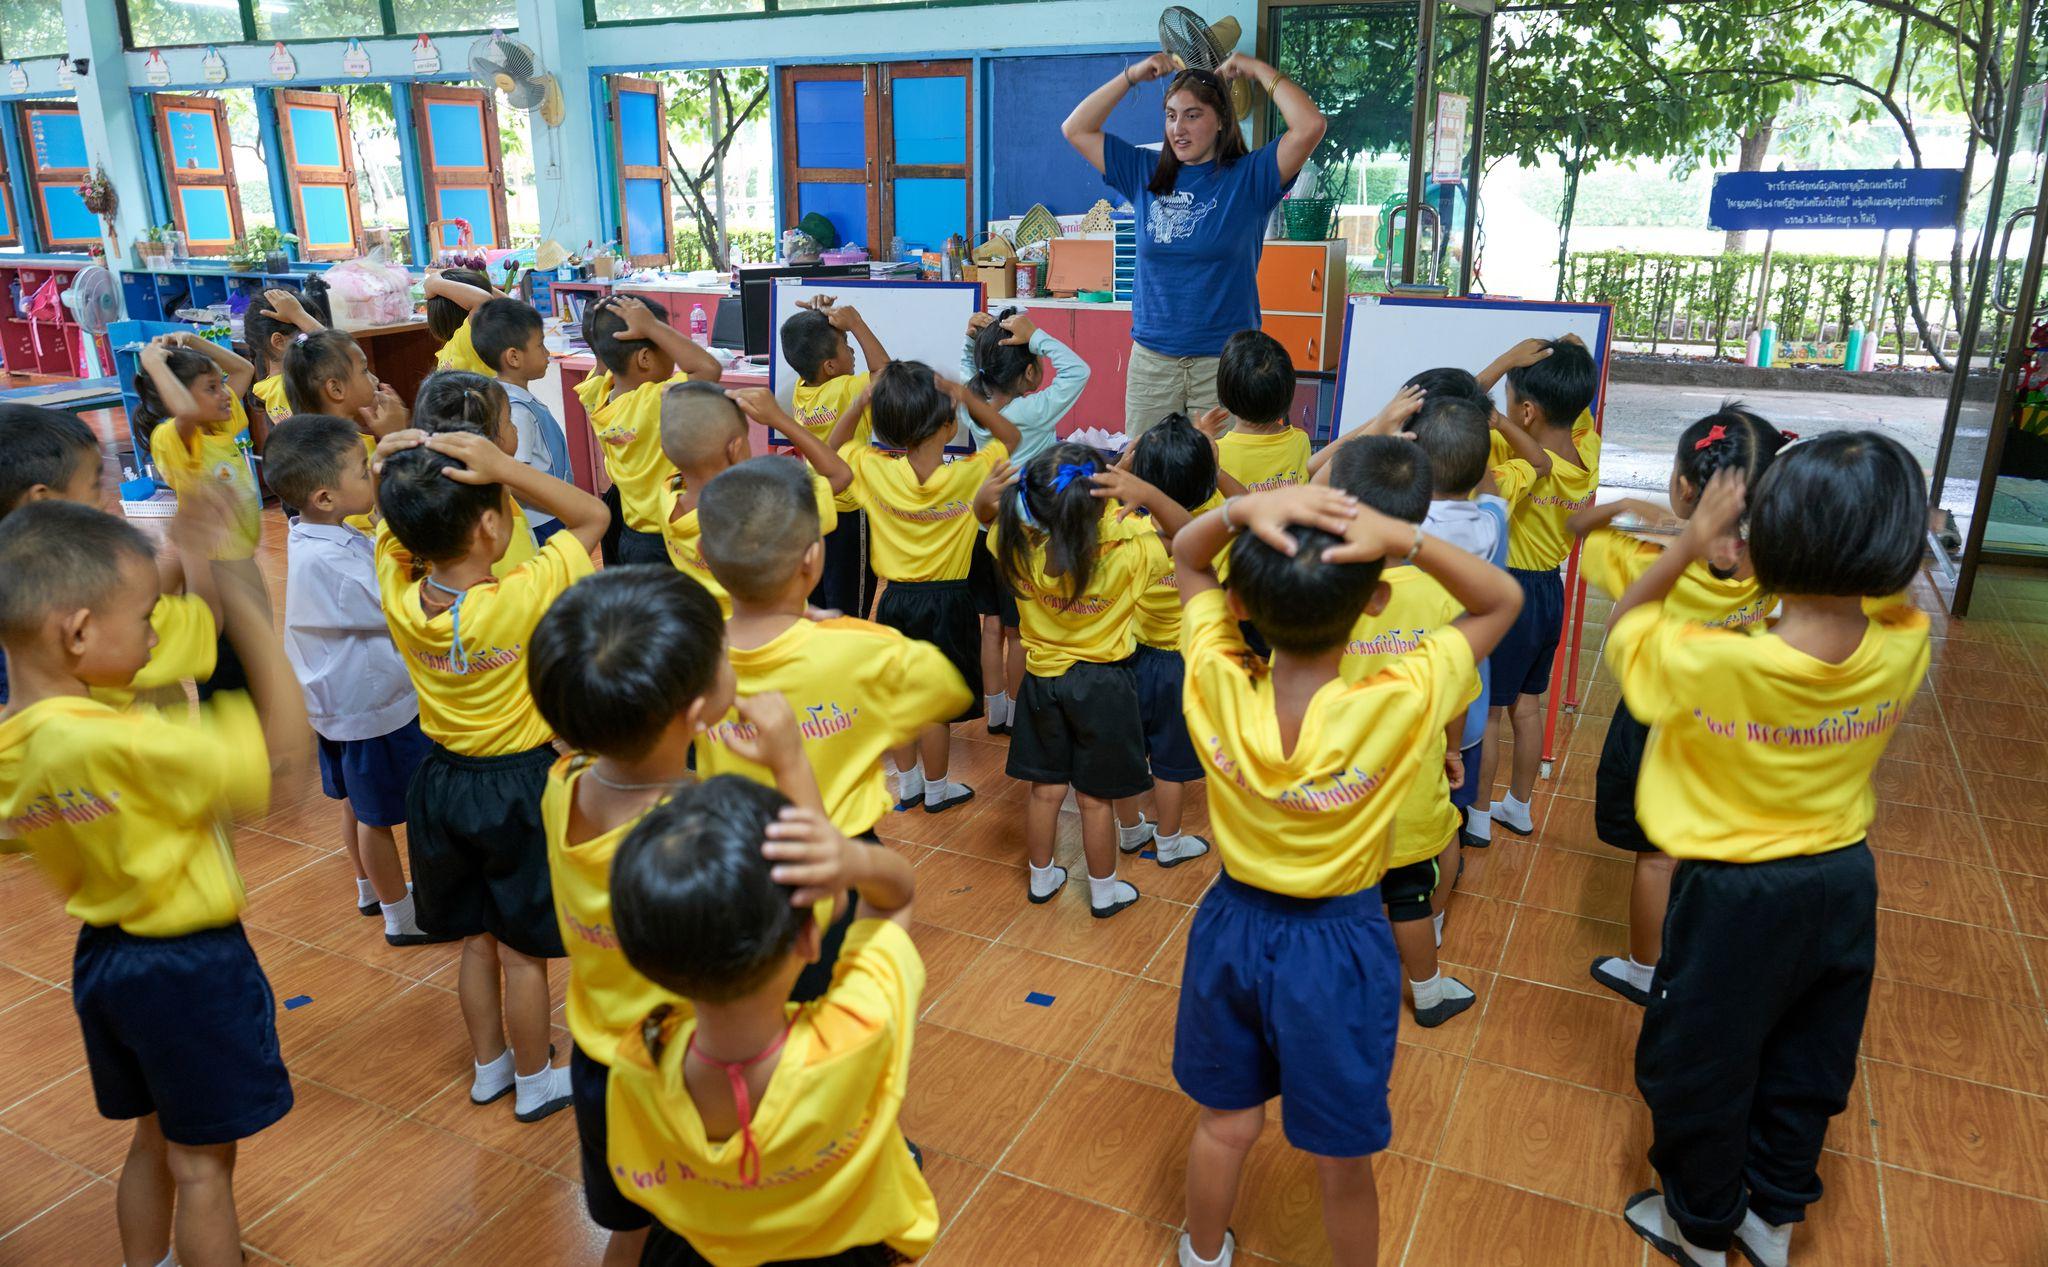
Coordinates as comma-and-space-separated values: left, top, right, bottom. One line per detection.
284, 519, 421, 742
1425, 494, 1508, 564
502, 381, 567, 529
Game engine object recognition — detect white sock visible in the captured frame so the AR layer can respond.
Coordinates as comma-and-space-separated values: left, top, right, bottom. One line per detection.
1178, 1229, 1234, 1267
1410, 973, 1473, 1012
1736, 1209, 1791, 1267
1465, 804, 1493, 841
355, 877, 376, 906
1002, 694, 1017, 726
1029, 862, 1067, 899
1155, 832, 1210, 864
141, 1253, 173, 1267
895, 761, 925, 802
985, 691, 1006, 719
1432, 910, 1445, 948
381, 890, 423, 938
1623, 956, 1655, 991
1494, 792, 1533, 833
513, 1060, 572, 1117
925, 778, 971, 807
471, 1049, 514, 1103
1088, 871, 1138, 911
1117, 814, 1155, 849
1627, 1192, 1725, 1267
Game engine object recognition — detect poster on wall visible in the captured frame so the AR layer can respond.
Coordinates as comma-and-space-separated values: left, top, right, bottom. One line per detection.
202, 48, 228, 83
55, 59, 73, 88
412, 35, 441, 75
1708, 168, 1964, 231
1431, 92, 1468, 184
342, 38, 371, 77
144, 51, 172, 87
268, 42, 297, 81
4, 63, 25, 93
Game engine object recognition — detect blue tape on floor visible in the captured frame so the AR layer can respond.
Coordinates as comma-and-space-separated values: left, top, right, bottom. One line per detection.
283, 995, 312, 1010
1025, 991, 1055, 1007
1140, 849, 1157, 859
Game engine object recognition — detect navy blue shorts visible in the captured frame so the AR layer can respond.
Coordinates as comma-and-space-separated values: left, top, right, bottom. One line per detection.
968, 531, 1020, 628
318, 715, 433, 829
1134, 644, 1202, 783
813, 510, 876, 620
614, 525, 669, 566
73, 921, 292, 1146
571, 1043, 653, 1232
1450, 741, 1484, 812
405, 742, 564, 958
531, 517, 566, 546
1172, 872, 1401, 1156
1595, 705, 1656, 852
1489, 566, 1565, 706
875, 580, 982, 722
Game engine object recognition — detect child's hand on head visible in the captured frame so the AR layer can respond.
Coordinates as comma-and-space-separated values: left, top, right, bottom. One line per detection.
998, 313, 1036, 345
1195, 406, 1231, 439
826, 304, 863, 332
371, 427, 429, 472
1089, 465, 1154, 517
795, 294, 835, 314
930, 372, 970, 405
1234, 485, 1359, 556
359, 384, 410, 437
1322, 502, 1420, 565
967, 311, 995, 337
1499, 337, 1553, 370
608, 297, 660, 340
761, 806, 864, 909
1370, 384, 1426, 435
422, 430, 516, 483
724, 692, 803, 770
724, 387, 783, 424
259, 289, 306, 323
1682, 468, 1746, 558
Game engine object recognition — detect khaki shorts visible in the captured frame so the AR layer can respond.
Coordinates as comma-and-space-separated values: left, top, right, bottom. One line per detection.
1125, 342, 1221, 438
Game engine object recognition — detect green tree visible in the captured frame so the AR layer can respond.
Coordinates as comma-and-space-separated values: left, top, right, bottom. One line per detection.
660, 67, 770, 272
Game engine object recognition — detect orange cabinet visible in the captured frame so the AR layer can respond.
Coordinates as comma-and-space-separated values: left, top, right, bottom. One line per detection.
1256, 240, 1347, 372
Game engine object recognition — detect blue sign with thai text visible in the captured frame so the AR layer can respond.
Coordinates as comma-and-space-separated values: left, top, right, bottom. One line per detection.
1709, 168, 1963, 231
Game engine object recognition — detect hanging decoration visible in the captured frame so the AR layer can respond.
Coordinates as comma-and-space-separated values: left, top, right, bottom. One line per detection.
79, 167, 116, 217
55, 59, 73, 88
143, 50, 171, 87
201, 47, 228, 83
342, 38, 371, 77
4, 63, 25, 93
268, 41, 297, 81
411, 35, 441, 75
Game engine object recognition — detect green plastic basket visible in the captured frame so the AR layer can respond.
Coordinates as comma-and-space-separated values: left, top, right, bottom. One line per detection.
1281, 196, 1337, 242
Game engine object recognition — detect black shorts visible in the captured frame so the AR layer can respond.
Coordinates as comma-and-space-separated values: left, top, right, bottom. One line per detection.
614, 525, 669, 567
1134, 644, 1202, 782
405, 742, 565, 958
571, 1043, 653, 1232
195, 630, 248, 701
1489, 566, 1565, 705
317, 715, 433, 829
1007, 660, 1152, 800
813, 511, 877, 619
1380, 857, 1443, 923
874, 579, 982, 721
967, 532, 1020, 627
1595, 705, 1657, 852
73, 921, 293, 1146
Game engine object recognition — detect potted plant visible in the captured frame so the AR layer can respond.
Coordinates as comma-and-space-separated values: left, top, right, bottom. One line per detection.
140, 224, 172, 271
228, 226, 298, 274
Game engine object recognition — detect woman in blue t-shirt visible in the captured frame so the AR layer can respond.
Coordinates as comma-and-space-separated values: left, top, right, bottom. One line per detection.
1064, 52, 1326, 436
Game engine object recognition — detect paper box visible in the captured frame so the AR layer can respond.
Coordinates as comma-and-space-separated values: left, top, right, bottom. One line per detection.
1047, 239, 1113, 294
975, 260, 1017, 299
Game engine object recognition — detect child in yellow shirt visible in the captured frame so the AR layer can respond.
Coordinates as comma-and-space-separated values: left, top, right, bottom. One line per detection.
527, 565, 825, 1267
1571, 405, 1791, 1010
781, 297, 889, 615
575, 295, 723, 565
414, 369, 548, 577
1212, 329, 1312, 492
658, 382, 851, 615
424, 266, 504, 375
1473, 335, 1601, 839
989, 443, 1190, 916
281, 327, 411, 533
605, 777, 933, 1267
0, 500, 307, 1267
1608, 435, 1929, 1267
826, 360, 1020, 812
1169, 484, 1521, 1267
245, 281, 329, 419
371, 422, 609, 1123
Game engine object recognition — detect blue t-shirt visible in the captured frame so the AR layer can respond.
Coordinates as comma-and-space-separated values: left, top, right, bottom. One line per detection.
1101, 135, 1288, 360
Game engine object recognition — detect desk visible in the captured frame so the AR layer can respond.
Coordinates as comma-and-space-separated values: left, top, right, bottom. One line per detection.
556, 352, 772, 494
0, 375, 124, 412
347, 320, 439, 406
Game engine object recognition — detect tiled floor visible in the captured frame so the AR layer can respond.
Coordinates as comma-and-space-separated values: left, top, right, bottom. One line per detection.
4, 512, 2048, 1265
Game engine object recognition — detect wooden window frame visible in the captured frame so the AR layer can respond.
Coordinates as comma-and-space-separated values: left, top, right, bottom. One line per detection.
779, 61, 974, 253
778, 64, 880, 251
608, 74, 673, 268
412, 83, 509, 251
877, 60, 973, 254
276, 89, 364, 262
19, 101, 95, 252
153, 93, 245, 256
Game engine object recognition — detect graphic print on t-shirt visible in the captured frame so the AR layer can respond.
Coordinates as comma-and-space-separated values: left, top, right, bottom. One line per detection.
1148, 190, 1216, 244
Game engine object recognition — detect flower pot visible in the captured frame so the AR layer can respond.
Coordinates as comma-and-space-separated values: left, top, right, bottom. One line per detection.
264, 250, 290, 274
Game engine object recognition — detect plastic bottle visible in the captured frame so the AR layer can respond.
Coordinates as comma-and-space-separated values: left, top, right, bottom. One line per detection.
1757, 323, 1777, 369
690, 304, 708, 341
1843, 326, 1863, 372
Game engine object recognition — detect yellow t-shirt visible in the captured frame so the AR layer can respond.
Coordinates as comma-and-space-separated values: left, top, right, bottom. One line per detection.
1217, 426, 1312, 492
1181, 587, 1476, 897
1339, 567, 1470, 867
150, 399, 260, 561
575, 370, 687, 535
665, 468, 840, 618
1489, 411, 1601, 571
696, 617, 970, 836
375, 524, 595, 756
252, 374, 290, 418
491, 503, 538, 581
841, 440, 1006, 582
90, 594, 219, 711
1580, 527, 1772, 629
1605, 601, 1931, 862
0, 692, 268, 936
791, 371, 872, 448
607, 920, 936, 1266
542, 756, 686, 1067
435, 318, 495, 377
991, 506, 1171, 677
1133, 492, 1223, 650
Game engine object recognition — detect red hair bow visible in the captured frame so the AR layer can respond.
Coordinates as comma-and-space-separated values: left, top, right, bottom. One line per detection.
1694, 424, 1727, 451
1779, 430, 1800, 441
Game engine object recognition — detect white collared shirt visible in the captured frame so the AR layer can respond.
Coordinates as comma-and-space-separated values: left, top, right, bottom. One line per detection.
284, 519, 420, 742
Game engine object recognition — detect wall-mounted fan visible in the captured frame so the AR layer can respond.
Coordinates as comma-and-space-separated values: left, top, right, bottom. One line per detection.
469, 31, 564, 128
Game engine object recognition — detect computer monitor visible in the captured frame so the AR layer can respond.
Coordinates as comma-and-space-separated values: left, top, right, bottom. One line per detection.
709, 298, 744, 351
737, 262, 869, 358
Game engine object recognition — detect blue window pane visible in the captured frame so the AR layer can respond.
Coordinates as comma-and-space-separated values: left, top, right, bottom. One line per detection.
794, 81, 866, 171
0, 193, 13, 238
300, 186, 353, 249
178, 187, 235, 245
436, 187, 497, 247
166, 109, 224, 174
28, 111, 87, 173
891, 77, 965, 167
288, 106, 344, 169
426, 102, 487, 169
42, 185, 94, 242
624, 179, 666, 257
796, 182, 867, 252
619, 88, 662, 167
892, 178, 963, 253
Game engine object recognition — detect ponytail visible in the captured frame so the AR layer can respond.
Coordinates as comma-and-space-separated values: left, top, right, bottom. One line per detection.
131, 347, 217, 430
995, 444, 1103, 603
282, 329, 364, 416
415, 369, 509, 442
968, 306, 1036, 401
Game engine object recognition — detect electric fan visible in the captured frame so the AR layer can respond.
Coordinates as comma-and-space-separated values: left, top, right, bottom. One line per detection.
1158, 7, 1253, 119
469, 31, 565, 127
61, 264, 119, 377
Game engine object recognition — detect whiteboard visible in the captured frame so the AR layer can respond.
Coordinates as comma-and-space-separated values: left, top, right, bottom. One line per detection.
767, 278, 986, 411
1331, 296, 1614, 438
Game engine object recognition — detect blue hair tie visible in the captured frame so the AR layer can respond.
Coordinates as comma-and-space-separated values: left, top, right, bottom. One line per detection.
1050, 462, 1093, 494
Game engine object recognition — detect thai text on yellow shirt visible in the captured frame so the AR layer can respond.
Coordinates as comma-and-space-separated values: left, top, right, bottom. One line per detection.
790, 371, 872, 447
1217, 426, 1312, 492
991, 505, 1171, 676
1489, 410, 1601, 571
1580, 526, 1772, 629
840, 439, 1006, 582
252, 374, 290, 418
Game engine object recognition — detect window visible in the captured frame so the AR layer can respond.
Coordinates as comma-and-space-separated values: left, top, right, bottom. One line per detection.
121, 0, 506, 48
0, 0, 66, 59
608, 75, 672, 266
0, 133, 20, 250
391, 0, 518, 34
277, 91, 363, 261
154, 94, 245, 255
412, 84, 509, 251
588, 0, 761, 23
19, 102, 95, 251
124, 0, 245, 48
778, 62, 972, 256
254, 0, 384, 42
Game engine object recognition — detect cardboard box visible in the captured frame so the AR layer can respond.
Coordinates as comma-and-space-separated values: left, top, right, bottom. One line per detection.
974, 259, 1016, 299
1047, 239, 1113, 294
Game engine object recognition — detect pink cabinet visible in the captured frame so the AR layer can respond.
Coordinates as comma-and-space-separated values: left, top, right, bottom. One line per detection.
1066, 307, 1135, 436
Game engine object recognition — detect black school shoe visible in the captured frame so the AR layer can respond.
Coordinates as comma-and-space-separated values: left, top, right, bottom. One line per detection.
1411, 991, 1475, 1028
1589, 956, 1654, 1006
358, 898, 380, 917
1458, 826, 1491, 851
1625, 1190, 1722, 1267
924, 784, 975, 813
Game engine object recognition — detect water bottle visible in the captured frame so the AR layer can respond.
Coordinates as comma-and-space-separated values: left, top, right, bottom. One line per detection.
690, 304, 708, 341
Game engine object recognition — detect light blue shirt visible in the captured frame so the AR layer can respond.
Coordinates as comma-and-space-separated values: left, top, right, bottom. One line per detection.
959, 327, 1091, 466
284, 519, 420, 742
1425, 494, 1510, 751
501, 381, 573, 529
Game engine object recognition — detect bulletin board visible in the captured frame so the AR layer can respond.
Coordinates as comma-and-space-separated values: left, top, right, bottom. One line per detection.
988, 54, 1166, 220
768, 278, 984, 452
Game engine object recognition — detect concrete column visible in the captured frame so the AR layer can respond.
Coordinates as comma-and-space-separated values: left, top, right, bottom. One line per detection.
515, 0, 603, 254
63, 0, 149, 258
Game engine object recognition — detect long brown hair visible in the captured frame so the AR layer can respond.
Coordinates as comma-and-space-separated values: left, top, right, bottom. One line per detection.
1147, 68, 1248, 196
